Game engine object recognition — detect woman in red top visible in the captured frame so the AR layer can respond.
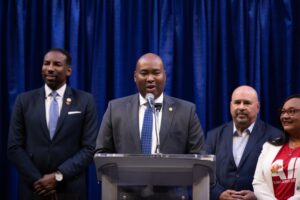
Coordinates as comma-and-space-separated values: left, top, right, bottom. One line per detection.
253, 94, 300, 200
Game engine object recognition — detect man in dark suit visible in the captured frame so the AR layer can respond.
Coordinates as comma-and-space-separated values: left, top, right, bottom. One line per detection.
205, 85, 283, 200
7, 48, 99, 200
96, 53, 205, 199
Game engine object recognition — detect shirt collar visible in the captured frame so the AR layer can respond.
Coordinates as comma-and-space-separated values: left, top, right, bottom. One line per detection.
139, 93, 164, 106
233, 121, 255, 135
45, 84, 67, 98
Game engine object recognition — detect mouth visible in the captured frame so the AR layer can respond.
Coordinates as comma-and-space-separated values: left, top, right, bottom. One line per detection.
236, 113, 247, 118
44, 75, 56, 81
146, 85, 156, 92
281, 121, 293, 127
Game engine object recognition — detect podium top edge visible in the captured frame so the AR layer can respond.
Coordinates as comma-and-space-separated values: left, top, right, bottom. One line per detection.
94, 153, 215, 161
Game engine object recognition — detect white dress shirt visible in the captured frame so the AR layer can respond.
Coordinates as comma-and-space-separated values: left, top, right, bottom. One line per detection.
232, 122, 255, 166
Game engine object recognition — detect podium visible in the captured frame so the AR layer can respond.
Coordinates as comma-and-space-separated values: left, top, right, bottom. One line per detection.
94, 153, 215, 200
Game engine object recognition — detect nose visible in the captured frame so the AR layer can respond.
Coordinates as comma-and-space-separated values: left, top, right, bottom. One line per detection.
146, 74, 154, 82
46, 64, 55, 71
237, 102, 245, 109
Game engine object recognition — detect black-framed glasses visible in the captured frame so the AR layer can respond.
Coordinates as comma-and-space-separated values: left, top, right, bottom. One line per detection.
279, 108, 300, 116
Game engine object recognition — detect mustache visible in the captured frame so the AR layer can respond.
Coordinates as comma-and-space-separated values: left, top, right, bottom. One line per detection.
236, 111, 248, 115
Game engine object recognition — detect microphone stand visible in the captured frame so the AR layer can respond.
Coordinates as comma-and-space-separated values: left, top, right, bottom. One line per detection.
153, 103, 162, 154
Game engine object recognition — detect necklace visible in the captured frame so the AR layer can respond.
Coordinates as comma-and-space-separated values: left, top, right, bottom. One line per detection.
288, 148, 294, 156
288, 141, 300, 156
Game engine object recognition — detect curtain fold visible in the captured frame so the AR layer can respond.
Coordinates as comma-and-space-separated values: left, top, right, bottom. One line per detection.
1, 0, 300, 199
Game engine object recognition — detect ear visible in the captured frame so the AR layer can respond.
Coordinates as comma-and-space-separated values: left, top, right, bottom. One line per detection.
134, 71, 137, 82
66, 66, 72, 76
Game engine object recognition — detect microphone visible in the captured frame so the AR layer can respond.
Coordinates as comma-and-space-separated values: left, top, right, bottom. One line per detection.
145, 94, 162, 154
145, 93, 155, 110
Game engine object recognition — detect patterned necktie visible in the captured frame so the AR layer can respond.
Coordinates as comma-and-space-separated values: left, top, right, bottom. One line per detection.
141, 104, 153, 154
49, 91, 59, 139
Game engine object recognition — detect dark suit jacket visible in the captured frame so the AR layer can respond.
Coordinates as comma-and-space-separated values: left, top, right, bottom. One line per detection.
7, 86, 99, 200
205, 120, 283, 200
96, 93, 205, 154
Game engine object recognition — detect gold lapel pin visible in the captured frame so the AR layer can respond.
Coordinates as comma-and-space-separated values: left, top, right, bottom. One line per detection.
169, 107, 173, 112
66, 98, 72, 105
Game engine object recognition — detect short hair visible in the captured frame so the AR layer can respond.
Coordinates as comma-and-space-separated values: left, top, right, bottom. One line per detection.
47, 48, 72, 66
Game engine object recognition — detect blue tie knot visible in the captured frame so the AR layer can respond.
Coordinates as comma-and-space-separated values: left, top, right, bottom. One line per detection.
51, 91, 58, 99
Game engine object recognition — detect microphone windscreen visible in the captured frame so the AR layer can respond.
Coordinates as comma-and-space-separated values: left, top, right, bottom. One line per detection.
145, 93, 154, 101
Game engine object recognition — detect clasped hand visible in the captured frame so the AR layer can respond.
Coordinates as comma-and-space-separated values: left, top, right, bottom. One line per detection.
33, 173, 57, 196
220, 189, 257, 200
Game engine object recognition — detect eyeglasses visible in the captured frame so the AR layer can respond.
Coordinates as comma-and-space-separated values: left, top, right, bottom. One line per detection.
280, 108, 300, 116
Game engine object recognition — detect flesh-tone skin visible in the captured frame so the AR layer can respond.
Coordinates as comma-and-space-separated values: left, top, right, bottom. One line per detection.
230, 86, 260, 134
280, 98, 300, 149
134, 53, 166, 99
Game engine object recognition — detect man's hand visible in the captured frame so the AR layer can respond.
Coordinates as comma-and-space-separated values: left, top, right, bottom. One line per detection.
220, 190, 257, 200
33, 173, 57, 196
236, 190, 257, 200
220, 189, 241, 200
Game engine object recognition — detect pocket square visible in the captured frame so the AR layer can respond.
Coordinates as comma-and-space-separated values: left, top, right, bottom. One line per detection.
68, 111, 82, 115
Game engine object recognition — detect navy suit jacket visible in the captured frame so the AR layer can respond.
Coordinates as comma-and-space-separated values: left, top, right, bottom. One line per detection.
96, 93, 205, 154
205, 120, 283, 200
7, 86, 99, 199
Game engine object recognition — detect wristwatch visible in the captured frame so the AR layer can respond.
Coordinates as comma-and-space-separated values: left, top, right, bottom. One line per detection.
55, 171, 63, 182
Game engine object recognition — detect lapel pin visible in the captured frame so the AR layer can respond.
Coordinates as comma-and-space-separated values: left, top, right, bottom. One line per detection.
169, 107, 173, 112
66, 98, 72, 105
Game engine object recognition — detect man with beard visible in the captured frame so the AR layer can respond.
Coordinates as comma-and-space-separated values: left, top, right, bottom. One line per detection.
205, 85, 283, 200
7, 48, 99, 200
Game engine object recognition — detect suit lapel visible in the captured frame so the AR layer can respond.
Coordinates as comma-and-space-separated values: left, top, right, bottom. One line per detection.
159, 96, 175, 147
224, 123, 237, 167
238, 120, 263, 167
38, 88, 50, 139
127, 94, 142, 152
53, 86, 72, 139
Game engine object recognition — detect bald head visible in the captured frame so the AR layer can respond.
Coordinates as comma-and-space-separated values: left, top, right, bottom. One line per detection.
231, 86, 259, 101
134, 53, 166, 98
230, 85, 260, 132
135, 53, 164, 70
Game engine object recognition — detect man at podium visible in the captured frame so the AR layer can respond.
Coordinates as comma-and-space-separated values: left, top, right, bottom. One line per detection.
95, 53, 205, 199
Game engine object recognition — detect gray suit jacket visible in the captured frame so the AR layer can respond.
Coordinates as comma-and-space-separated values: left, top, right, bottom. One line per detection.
96, 94, 204, 154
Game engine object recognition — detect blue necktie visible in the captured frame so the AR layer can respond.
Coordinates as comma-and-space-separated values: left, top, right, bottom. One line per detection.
49, 91, 59, 139
141, 104, 153, 154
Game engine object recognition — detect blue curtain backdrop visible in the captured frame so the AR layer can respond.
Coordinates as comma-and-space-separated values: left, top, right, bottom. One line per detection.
1, 0, 300, 199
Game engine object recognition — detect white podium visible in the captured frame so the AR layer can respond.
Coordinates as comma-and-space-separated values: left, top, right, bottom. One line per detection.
94, 154, 215, 200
